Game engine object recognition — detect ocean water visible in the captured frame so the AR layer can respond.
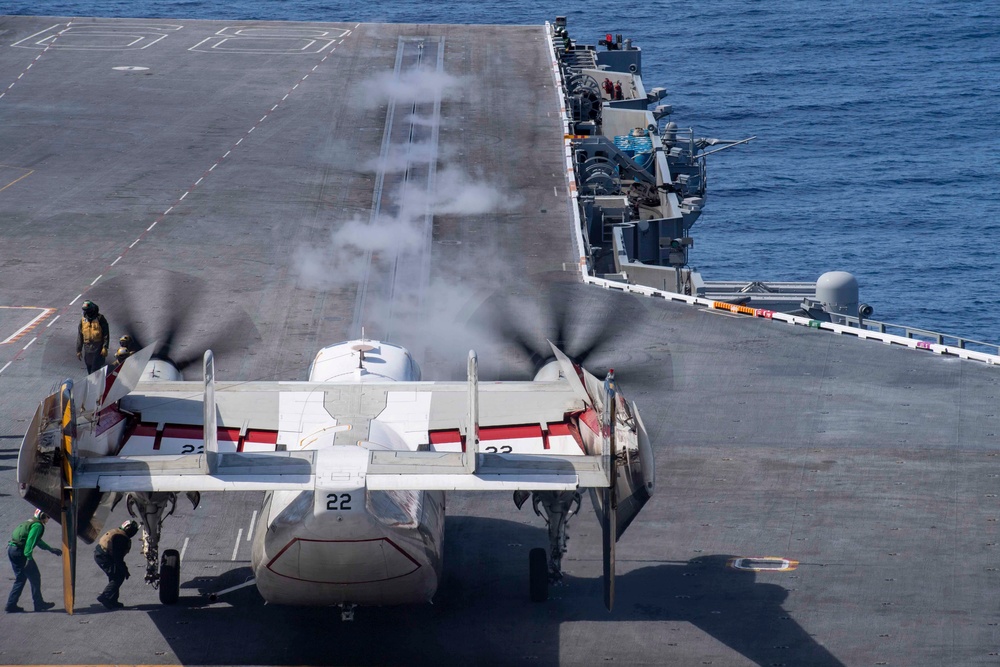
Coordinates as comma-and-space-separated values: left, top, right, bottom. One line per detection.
6, 1, 1000, 342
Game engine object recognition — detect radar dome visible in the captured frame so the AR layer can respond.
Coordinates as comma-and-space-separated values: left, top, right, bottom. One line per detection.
816, 271, 859, 316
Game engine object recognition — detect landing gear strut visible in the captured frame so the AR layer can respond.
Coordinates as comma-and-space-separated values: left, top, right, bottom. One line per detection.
118, 490, 200, 589
515, 489, 582, 601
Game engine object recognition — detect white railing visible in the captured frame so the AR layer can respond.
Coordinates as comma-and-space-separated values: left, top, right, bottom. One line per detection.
545, 22, 1000, 368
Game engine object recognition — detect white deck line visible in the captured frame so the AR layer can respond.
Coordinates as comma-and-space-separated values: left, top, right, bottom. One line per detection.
0, 307, 55, 344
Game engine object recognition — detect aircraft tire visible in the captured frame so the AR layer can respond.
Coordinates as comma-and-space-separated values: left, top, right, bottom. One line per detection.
529, 548, 548, 602
159, 549, 181, 605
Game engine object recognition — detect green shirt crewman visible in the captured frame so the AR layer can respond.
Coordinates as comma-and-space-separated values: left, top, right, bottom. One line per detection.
5, 510, 61, 613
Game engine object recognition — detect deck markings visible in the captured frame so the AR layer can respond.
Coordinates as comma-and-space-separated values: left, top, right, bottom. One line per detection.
0, 166, 34, 193
180, 537, 189, 564
247, 510, 257, 541
0, 362, 11, 375
7, 27, 356, 367
1, 307, 57, 344
21, 337, 36, 351
46, 315, 60, 327
0, 22, 72, 102
231, 528, 244, 560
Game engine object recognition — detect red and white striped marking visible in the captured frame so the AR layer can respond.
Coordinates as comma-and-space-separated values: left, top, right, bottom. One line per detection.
428, 422, 584, 455
0, 306, 57, 345
119, 423, 280, 455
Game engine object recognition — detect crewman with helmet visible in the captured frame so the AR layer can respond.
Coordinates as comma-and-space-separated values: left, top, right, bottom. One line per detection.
5, 509, 61, 613
94, 519, 139, 610
114, 335, 134, 366
76, 300, 110, 373
101, 336, 136, 398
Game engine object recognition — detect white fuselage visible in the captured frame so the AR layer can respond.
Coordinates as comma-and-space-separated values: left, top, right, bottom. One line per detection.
251, 472, 445, 605
250, 340, 446, 606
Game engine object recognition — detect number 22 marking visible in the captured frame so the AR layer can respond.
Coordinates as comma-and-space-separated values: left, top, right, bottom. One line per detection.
326, 493, 352, 511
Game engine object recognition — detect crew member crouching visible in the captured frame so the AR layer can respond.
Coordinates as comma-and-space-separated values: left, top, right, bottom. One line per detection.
94, 520, 138, 610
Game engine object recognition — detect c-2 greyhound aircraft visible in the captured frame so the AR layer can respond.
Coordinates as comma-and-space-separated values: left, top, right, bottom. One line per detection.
17, 338, 653, 618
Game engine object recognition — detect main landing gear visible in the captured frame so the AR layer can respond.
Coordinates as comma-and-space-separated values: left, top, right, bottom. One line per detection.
515, 489, 582, 603
112, 490, 199, 603
159, 549, 180, 604
528, 548, 549, 602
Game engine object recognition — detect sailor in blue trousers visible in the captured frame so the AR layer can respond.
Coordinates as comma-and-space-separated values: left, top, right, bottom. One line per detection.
5, 509, 60, 613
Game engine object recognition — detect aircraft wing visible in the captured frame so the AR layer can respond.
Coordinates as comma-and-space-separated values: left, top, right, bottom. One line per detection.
74, 451, 317, 492
17, 348, 654, 614
22, 348, 653, 502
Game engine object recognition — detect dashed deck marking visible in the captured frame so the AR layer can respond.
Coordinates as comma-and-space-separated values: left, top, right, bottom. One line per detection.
7, 25, 358, 367
0, 22, 72, 102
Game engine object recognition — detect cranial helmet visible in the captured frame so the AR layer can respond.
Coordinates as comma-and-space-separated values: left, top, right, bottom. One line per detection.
115, 347, 131, 362
119, 335, 132, 348
120, 519, 139, 537
33, 509, 48, 521
81, 300, 99, 317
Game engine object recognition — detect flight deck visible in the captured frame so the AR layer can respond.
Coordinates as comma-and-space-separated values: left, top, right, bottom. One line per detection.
1, 14, 999, 667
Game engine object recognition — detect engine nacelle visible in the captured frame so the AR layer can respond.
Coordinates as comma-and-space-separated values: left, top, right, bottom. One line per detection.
141, 359, 183, 382
308, 340, 421, 383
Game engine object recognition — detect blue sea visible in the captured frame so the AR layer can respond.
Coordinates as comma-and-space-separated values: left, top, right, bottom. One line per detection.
7, 1, 1000, 343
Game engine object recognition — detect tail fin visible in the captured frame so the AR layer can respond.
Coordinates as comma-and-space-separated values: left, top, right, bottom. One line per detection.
58, 381, 78, 615
17, 381, 80, 614
203, 350, 219, 473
